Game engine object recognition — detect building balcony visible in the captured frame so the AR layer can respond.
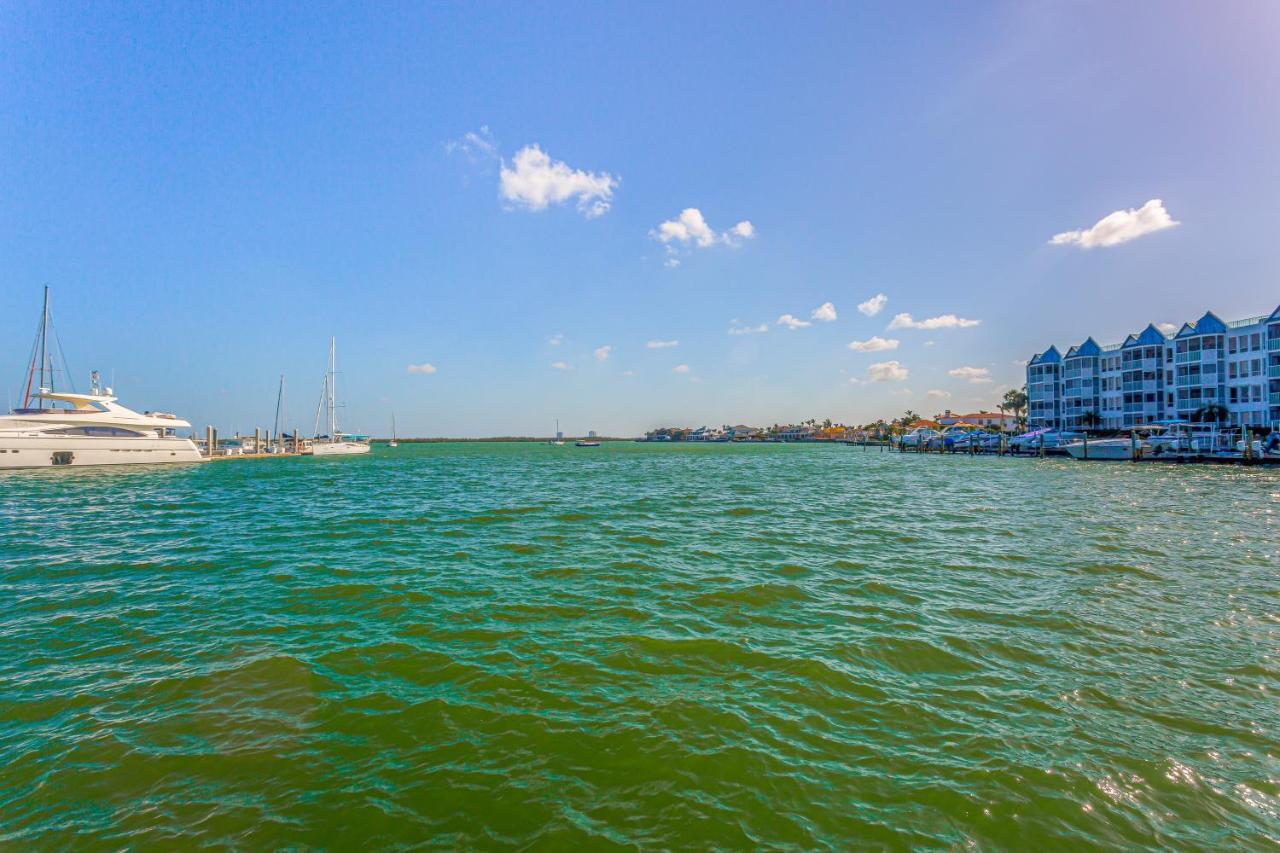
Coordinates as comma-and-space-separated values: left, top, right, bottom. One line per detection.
1270, 337, 1280, 351
1272, 392, 1280, 406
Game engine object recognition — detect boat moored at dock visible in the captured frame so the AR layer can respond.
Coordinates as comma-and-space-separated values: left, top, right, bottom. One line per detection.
309, 337, 370, 457
0, 386, 204, 469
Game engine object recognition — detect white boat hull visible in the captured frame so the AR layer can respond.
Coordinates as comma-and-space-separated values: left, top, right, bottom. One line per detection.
0, 435, 204, 469
1062, 440, 1141, 460
309, 441, 370, 457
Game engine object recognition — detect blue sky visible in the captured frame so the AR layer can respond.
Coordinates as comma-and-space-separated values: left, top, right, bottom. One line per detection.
2, 2, 1278, 436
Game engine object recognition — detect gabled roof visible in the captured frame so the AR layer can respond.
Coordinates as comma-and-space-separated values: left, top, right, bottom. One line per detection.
1067, 336, 1101, 358
1194, 311, 1226, 334
1033, 345, 1061, 365
1268, 304, 1280, 322
1123, 323, 1169, 347
1176, 311, 1227, 338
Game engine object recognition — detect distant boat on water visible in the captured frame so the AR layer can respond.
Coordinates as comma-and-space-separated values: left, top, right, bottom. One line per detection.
549, 418, 564, 446
388, 414, 398, 448
575, 429, 600, 448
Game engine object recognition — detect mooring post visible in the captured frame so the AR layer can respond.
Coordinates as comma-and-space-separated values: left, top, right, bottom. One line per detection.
1083, 432, 1089, 461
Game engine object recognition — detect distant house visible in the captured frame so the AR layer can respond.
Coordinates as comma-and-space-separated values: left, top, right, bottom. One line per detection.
777, 424, 814, 441
958, 411, 1018, 431
728, 425, 760, 440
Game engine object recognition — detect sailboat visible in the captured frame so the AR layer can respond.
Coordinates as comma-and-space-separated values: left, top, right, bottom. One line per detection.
549, 418, 564, 446
389, 415, 398, 448
310, 337, 370, 457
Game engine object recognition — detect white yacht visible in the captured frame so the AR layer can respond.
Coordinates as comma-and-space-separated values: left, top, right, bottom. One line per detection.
309, 337, 370, 457
1063, 426, 1163, 460
1, 288, 203, 469
0, 383, 203, 469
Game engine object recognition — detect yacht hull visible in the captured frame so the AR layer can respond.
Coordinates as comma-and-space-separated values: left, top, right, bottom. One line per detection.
309, 441, 371, 457
1062, 440, 1141, 461
0, 436, 204, 469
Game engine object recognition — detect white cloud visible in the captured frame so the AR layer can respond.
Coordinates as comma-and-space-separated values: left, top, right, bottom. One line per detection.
406, 363, 437, 375
444, 126, 498, 165
948, 366, 992, 384
622, 369, 636, 377
647, 339, 679, 349
1012, 358, 1028, 367
551, 361, 571, 370
651, 208, 755, 249
811, 302, 837, 322
927, 389, 952, 399
672, 364, 691, 374
548, 332, 564, 347
594, 345, 612, 363
1049, 199, 1179, 249
890, 388, 913, 397
499, 145, 617, 218
1156, 322, 1178, 335
847, 336, 899, 353
664, 257, 681, 269
867, 361, 909, 382
887, 312, 981, 330
857, 293, 888, 317
777, 313, 812, 330
654, 208, 716, 247
728, 320, 769, 335
924, 341, 936, 347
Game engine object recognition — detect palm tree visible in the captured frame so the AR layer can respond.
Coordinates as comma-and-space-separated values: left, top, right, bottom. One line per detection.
1082, 410, 1102, 432
1192, 403, 1228, 424
1003, 387, 1028, 428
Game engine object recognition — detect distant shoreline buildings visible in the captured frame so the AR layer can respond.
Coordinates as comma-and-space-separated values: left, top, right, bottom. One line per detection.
1026, 305, 1280, 432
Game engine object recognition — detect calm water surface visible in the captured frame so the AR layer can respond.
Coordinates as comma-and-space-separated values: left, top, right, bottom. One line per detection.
1, 443, 1277, 848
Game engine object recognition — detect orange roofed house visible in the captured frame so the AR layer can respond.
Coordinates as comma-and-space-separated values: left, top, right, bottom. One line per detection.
935, 410, 1018, 431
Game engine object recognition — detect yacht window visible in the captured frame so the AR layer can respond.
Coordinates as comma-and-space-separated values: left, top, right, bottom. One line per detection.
48, 426, 143, 438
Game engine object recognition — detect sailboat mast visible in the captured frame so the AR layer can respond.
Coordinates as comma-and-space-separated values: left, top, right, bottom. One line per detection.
38, 286, 49, 410
328, 337, 337, 439
273, 374, 285, 444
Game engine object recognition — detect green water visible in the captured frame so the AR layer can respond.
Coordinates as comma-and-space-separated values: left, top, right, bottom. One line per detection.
1, 443, 1277, 848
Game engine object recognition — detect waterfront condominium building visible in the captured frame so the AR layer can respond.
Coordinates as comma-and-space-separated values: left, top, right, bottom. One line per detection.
1026, 305, 1280, 432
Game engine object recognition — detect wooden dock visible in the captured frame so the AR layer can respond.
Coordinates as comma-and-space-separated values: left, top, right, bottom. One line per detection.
205, 451, 306, 462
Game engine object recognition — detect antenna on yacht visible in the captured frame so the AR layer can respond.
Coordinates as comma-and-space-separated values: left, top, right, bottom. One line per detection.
91, 370, 101, 395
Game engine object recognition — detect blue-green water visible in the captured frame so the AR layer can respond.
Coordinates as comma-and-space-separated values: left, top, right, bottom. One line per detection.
1, 443, 1277, 848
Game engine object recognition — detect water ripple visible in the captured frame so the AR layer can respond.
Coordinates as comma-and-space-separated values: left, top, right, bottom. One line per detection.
1, 443, 1277, 847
